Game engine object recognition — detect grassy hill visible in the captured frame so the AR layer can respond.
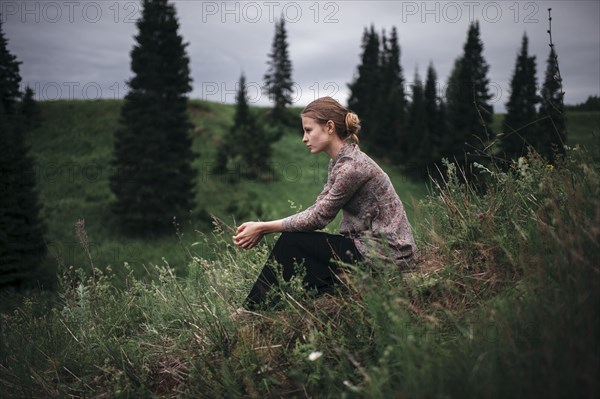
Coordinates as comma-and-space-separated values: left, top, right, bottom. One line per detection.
25, 100, 600, 283
491, 110, 599, 151
1, 102, 597, 398
558, 111, 599, 148
27, 100, 429, 283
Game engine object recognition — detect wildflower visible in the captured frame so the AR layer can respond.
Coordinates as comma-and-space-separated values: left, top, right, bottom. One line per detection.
477, 212, 485, 221
517, 156, 528, 169
547, 164, 554, 172
517, 156, 532, 182
473, 162, 493, 175
308, 351, 323, 361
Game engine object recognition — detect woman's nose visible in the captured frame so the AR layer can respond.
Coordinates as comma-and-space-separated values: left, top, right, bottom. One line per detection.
302, 133, 308, 143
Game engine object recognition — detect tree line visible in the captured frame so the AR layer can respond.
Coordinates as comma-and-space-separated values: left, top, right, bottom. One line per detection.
0, 0, 578, 286
348, 21, 567, 179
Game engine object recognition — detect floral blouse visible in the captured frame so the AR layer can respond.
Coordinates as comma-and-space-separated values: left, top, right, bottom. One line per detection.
281, 142, 416, 267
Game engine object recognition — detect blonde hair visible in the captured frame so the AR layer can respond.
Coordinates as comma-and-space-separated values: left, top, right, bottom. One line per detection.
301, 97, 361, 144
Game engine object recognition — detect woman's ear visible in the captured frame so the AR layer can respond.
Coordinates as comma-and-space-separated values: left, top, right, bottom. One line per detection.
326, 120, 335, 134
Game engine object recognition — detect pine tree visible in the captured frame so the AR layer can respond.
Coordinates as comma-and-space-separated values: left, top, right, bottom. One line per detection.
443, 58, 462, 159
445, 21, 494, 163
405, 70, 430, 178
238, 75, 272, 179
423, 62, 446, 172
216, 74, 271, 180
501, 33, 539, 161
538, 45, 566, 162
0, 19, 46, 287
263, 18, 294, 127
373, 27, 407, 160
21, 85, 42, 131
109, 0, 196, 236
0, 19, 20, 114
348, 25, 380, 146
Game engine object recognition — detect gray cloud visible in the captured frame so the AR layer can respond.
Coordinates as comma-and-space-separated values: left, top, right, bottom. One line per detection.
3, 0, 598, 111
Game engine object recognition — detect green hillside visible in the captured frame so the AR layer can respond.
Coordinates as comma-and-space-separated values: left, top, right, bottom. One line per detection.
562, 111, 600, 148
27, 100, 428, 281
492, 110, 599, 149
26, 100, 599, 283
1, 101, 597, 398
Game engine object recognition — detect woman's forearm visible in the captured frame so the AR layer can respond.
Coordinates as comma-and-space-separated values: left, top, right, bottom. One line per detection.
260, 220, 284, 234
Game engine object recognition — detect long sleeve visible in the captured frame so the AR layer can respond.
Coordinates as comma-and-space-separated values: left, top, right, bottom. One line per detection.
280, 142, 416, 266
282, 156, 367, 232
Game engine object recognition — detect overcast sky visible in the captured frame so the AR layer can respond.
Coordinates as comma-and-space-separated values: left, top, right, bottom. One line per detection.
3, 0, 599, 112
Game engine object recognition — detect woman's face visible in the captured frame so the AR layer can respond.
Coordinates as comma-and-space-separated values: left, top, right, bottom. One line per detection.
301, 116, 333, 154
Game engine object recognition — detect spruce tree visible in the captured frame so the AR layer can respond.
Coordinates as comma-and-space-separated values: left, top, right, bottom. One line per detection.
263, 18, 294, 126
0, 19, 46, 287
445, 21, 494, 163
424, 62, 446, 172
216, 74, 271, 180
348, 26, 380, 147
373, 27, 407, 160
109, 0, 196, 236
21, 85, 42, 131
443, 58, 462, 158
538, 46, 566, 162
405, 70, 430, 178
0, 20, 20, 115
501, 33, 539, 161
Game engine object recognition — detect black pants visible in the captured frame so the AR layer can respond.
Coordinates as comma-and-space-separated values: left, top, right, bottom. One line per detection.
244, 232, 362, 309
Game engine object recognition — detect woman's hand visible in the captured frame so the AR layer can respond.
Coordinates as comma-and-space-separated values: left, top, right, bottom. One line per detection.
233, 221, 265, 249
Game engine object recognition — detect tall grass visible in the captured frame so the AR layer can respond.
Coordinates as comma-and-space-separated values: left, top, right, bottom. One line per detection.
24, 99, 427, 285
2, 144, 598, 398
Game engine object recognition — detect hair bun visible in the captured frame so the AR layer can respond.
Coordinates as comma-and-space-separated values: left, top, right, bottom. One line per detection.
302, 97, 362, 143
345, 112, 361, 143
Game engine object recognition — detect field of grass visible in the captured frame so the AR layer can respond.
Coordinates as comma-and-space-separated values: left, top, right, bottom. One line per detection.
0, 102, 598, 398
27, 100, 598, 287
22, 99, 429, 285
492, 110, 599, 149
563, 111, 600, 148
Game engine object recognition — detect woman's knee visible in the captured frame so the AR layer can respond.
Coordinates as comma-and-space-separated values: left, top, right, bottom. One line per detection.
277, 232, 294, 242
272, 232, 299, 260
275, 231, 306, 250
